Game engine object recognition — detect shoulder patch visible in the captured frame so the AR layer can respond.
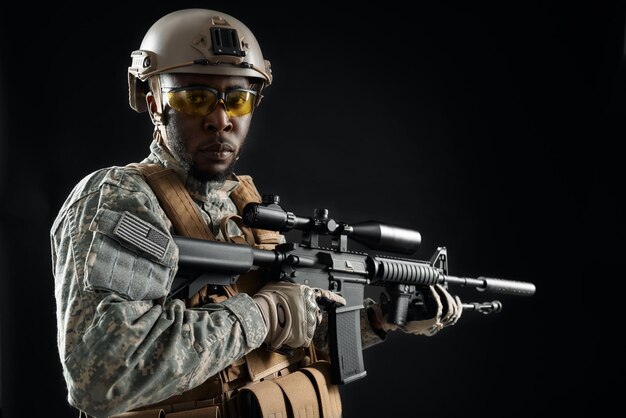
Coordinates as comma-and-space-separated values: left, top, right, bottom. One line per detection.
114, 211, 170, 260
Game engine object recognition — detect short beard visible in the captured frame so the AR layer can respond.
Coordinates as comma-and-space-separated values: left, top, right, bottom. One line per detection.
189, 159, 237, 183
165, 124, 239, 184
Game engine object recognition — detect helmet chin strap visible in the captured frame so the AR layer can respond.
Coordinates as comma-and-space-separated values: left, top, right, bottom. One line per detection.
147, 76, 171, 150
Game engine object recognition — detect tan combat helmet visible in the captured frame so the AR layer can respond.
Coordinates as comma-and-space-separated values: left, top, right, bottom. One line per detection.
128, 8, 272, 113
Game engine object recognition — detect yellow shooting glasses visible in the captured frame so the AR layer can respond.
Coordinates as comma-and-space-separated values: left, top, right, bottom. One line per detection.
162, 86, 257, 118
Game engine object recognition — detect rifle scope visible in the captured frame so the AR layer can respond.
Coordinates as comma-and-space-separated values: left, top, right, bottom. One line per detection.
242, 201, 421, 255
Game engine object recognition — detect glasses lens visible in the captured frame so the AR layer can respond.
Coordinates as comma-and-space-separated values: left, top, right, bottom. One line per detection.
165, 89, 218, 116
224, 90, 255, 117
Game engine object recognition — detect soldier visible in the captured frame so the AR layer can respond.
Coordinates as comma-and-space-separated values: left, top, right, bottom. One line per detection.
50, 8, 463, 418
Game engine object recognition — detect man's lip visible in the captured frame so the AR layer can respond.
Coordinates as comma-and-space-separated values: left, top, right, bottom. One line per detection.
200, 144, 235, 152
199, 146, 235, 162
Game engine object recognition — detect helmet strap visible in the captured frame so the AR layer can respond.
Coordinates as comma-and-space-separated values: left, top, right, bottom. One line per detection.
147, 76, 170, 148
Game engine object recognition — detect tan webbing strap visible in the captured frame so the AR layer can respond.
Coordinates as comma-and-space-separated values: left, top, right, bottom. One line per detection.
219, 214, 256, 246
127, 163, 215, 241
301, 362, 342, 418
273, 371, 320, 418
239, 380, 288, 418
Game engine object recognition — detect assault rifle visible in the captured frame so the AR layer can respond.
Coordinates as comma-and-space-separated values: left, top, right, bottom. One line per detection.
171, 196, 536, 385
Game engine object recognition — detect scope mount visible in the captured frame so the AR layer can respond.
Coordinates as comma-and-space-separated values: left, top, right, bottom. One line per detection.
261, 194, 349, 251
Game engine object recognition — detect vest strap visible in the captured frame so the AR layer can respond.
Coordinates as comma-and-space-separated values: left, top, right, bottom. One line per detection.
126, 163, 214, 241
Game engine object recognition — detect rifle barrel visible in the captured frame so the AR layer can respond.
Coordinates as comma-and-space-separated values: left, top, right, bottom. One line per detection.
446, 276, 536, 296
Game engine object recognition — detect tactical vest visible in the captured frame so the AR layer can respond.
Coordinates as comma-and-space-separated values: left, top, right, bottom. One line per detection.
108, 163, 342, 418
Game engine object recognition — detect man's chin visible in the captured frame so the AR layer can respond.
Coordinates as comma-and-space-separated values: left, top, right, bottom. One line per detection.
188, 164, 234, 183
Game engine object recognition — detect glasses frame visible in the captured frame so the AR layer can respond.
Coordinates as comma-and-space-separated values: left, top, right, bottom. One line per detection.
161, 85, 258, 117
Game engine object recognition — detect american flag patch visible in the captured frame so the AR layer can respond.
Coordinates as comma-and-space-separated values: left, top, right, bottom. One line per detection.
113, 211, 170, 260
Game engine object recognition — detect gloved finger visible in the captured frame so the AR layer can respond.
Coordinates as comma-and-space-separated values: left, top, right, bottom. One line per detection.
313, 288, 347, 307
434, 284, 457, 326
425, 285, 443, 319
302, 286, 323, 330
450, 295, 463, 325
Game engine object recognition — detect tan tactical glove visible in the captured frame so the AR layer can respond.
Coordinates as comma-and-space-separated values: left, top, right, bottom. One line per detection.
376, 284, 463, 336
253, 281, 346, 350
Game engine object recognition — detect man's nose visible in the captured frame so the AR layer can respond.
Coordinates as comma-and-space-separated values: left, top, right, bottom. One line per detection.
203, 100, 232, 132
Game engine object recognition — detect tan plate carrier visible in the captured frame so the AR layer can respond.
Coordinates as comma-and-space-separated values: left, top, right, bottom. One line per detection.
104, 163, 342, 418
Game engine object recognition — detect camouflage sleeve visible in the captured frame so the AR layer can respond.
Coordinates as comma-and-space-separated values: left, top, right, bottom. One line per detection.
50, 167, 267, 417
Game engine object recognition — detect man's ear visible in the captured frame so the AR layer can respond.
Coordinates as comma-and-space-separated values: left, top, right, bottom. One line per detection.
146, 92, 164, 125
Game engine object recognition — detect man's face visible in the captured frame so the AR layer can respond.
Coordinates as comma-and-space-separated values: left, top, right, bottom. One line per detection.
157, 73, 255, 182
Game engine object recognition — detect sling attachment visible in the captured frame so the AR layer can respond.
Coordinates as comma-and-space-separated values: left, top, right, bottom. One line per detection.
220, 214, 256, 247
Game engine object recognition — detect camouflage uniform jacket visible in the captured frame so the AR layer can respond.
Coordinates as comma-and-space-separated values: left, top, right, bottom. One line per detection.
50, 139, 268, 418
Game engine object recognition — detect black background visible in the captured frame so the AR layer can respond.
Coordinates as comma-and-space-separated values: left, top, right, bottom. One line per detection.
1, 1, 622, 417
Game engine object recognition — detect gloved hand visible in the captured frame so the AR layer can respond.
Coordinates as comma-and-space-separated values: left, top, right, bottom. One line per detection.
375, 284, 463, 337
253, 281, 346, 350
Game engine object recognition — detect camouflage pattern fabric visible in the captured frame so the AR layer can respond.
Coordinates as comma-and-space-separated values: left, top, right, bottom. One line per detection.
50, 139, 267, 417
50, 139, 385, 417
